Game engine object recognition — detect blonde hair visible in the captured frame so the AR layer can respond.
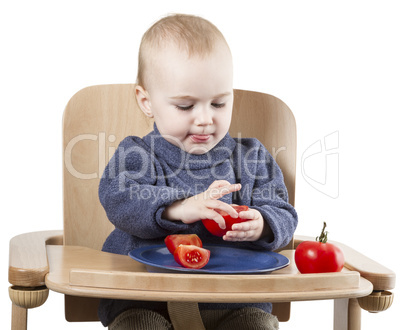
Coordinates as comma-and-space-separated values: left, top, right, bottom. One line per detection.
137, 14, 230, 88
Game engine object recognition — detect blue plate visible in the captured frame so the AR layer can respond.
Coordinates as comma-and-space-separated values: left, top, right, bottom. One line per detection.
129, 245, 289, 274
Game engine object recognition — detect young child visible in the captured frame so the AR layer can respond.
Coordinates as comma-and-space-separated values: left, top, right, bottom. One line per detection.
98, 14, 298, 330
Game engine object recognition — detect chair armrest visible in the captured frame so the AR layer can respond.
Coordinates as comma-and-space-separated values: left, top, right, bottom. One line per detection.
9, 230, 63, 287
294, 235, 396, 291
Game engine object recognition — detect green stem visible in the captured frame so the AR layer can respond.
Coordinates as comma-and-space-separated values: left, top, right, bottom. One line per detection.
316, 222, 328, 243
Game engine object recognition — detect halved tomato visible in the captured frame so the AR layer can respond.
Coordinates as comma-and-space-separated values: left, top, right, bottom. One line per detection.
202, 205, 250, 237
164, 234, 202, 254
173, 244, 210, 269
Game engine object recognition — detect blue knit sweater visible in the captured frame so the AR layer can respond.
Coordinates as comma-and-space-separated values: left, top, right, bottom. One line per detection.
98, 125, 298, 326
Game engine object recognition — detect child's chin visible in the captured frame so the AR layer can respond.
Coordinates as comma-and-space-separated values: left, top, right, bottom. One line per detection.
186, 146, 211, 155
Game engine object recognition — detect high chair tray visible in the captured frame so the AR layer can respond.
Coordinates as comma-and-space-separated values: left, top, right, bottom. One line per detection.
44, 245, 373, 302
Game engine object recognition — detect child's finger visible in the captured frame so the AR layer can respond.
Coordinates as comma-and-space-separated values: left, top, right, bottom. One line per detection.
207, 183, 241, 200
223, 228, 256, 241
237, 210, 258, 220
203, 209, 226, 229
208, 180, 231, 189
205, 200, 239, 219
231, 219, 257, 232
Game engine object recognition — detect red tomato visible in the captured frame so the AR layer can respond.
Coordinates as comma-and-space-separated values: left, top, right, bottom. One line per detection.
295, 222, 345, 273
164, 234, 202, 254
202, 205, 250, 237
173, 244, 210, 269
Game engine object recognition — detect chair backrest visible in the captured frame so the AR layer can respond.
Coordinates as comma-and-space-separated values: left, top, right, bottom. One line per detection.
63, 84, 296, 250
62, 85, 296, 322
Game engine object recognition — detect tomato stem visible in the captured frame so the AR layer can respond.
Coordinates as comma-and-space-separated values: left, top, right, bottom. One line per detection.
316, 221, 328, 243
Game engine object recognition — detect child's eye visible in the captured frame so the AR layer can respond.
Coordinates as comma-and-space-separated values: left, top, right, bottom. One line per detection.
176, 105, 194, 111
212, 103, 225, 109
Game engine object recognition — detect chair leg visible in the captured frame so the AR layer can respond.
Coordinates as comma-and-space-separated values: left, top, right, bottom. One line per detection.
8, 286, 49, 330
334, 298, 361, 330
11, 303, 27, 330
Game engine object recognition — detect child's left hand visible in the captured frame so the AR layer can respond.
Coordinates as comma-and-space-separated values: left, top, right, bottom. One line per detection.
223, 208, 271, 242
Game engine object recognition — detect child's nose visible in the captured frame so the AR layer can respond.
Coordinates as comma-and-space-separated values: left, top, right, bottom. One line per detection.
194, 107, 213, 126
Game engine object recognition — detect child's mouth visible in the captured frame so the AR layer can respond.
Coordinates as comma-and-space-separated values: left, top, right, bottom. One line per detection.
190, 134, 211, 143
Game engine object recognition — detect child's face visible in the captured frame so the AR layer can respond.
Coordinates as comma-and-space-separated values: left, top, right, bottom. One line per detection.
138, 42, 233, 155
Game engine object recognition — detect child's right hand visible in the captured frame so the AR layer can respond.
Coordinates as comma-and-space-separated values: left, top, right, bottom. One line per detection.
163, 180, 241, 229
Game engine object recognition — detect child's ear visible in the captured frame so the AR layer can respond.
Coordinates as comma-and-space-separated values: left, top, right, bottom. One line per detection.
135, 85, 154, 118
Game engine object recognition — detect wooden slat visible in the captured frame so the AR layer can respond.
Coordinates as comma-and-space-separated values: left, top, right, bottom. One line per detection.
69, 269, 360, 294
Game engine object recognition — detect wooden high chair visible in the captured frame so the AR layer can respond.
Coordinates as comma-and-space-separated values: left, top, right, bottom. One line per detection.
9, 85, 395, 330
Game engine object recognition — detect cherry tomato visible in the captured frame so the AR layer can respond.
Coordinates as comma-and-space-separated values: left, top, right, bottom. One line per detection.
295, 222, 345, 273
164, 234, 202, 254
173, 244, 210, 269
202, 205, 250, 237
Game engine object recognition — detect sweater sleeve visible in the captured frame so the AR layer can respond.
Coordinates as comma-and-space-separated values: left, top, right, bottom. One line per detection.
238, 140, 298, 251
98, 137, 190, 239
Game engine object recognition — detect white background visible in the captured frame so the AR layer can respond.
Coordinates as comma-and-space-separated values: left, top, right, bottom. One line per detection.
1, 1, 401, 329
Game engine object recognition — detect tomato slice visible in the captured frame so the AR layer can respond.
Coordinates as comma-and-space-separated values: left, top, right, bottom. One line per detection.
173, 244, 210, 269
202, 205, 250, 237
164, 234, 202, 255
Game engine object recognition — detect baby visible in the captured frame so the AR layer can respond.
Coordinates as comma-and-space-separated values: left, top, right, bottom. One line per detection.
98, 13, 297, 330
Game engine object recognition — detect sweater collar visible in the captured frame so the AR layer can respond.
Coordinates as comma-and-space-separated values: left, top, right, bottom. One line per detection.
143, 124, 236, 170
